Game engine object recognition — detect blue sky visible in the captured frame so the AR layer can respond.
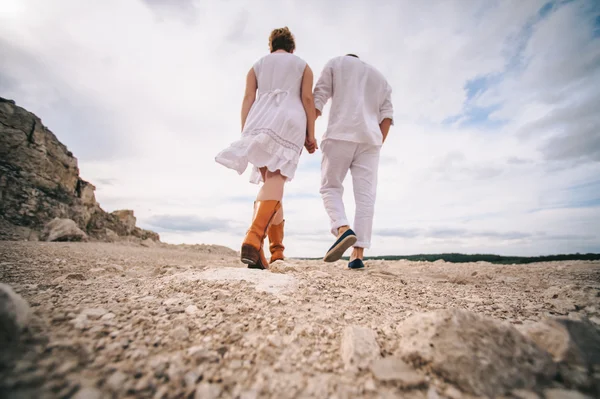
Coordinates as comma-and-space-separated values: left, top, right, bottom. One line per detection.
1, 0, 599, 256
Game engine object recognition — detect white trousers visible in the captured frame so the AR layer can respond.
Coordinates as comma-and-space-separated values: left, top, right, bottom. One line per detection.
320, 139, 381, 249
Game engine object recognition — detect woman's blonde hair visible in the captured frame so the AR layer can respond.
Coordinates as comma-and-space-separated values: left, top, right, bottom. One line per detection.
269, 27, 295, 53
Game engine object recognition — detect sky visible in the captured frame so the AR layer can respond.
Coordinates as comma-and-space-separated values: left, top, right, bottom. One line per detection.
1, 0, 599, 257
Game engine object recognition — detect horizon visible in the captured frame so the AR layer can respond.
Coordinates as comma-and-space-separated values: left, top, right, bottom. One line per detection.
1, 0, 599, 257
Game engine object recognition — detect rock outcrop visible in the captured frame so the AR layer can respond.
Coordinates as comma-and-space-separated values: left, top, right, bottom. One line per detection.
0, 97, 159, 243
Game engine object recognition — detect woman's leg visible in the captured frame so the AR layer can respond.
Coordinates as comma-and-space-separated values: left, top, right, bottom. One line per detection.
257, 168, 285, 226
257, 167, 284, 223
260, 168, 286, 262
271, 207, 284, 225
241, 169, 285, 269
257, 168, 286, 202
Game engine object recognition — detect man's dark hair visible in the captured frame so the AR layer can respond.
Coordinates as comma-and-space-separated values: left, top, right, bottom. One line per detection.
346, 54, 359, 58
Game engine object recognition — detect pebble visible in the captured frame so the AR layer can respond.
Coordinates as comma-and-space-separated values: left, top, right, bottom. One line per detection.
153, 385, 169, 399
105, 370, 127, 392
172, 325, 190, 340
108, 264, 124, 272
512, 390, 541, 399
184, 370, 200, 387
100, 312, 115, 321
194, 382, 222, 399
445, 386, 463, 399
134, 376, 151, 392
81, 308, 108, 320
55, 360, 78, 376
163, 297, 183, 306
71, 314, 89, 330
427, 387, 442, 399
187, 346, 220, 363
72, 387, 103, 399
89, 268, 105, 273
185, 305, 199, 315
364, 378, 376, 391
544, 389, 591, 399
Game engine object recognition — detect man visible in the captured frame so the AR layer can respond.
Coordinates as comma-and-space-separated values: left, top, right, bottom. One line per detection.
310, 54, 393, 269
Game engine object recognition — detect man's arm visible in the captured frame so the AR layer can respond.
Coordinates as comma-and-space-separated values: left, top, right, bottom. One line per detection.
313, 60, 334, 119
380, 118, 392, 143
379, 85, 394, 143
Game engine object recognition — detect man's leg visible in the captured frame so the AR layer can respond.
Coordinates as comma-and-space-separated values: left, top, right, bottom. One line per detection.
349, 143, 381, 263
320, 139, 358, 261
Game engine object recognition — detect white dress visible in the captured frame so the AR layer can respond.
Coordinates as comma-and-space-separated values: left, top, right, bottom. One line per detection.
215, 52, 308, 183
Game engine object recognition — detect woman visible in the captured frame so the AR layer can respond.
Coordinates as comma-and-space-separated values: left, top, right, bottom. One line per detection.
215, 27, 317, 270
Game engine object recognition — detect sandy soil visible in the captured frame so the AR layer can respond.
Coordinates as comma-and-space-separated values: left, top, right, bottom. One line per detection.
0, 241, 599, 398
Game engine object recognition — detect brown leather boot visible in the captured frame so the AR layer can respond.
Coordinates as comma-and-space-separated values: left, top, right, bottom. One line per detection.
241, 200, 281, 270
268, 220, 285, 263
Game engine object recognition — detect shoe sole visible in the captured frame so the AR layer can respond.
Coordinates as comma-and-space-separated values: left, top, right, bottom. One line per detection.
241, 249, 267, 270
242, 256, 267, 270
348, 263, 365, 269
241, 244, 259, 266
247, 263, 266, 270
323, 235, 358, 263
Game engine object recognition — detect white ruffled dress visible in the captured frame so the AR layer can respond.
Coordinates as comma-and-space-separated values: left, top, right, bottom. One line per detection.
215, 52, 307, 184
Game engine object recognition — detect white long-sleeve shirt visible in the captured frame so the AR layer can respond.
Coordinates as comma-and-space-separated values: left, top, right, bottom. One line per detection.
313, 55, 394, 146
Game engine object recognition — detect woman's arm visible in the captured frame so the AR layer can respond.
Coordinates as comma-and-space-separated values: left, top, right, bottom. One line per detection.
241, 68, 257, 131
301, 65, 317, 152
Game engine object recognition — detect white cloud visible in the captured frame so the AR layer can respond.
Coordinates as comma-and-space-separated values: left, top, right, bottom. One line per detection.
1, 0, 598, 257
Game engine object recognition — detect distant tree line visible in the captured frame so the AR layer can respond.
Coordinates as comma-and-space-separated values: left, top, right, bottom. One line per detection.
361, 253, 600, 264
301, 253, 600, 264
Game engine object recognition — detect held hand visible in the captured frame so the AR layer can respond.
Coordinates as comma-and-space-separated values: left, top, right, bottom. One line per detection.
304, 135, 318, 154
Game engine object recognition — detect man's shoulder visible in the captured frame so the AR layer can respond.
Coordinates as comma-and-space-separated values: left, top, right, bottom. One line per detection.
364, 62, 385, 78
325, 55, 345, 67
364, 63, 391, 88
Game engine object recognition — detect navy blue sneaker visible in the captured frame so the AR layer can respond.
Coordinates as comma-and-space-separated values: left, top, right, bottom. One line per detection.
323, 229, 357, 262
348, 259, 365, 269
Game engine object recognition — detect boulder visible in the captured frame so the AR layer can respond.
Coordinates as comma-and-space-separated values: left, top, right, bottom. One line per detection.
0, 283, 31, 343
395, 309, 555, 397
520, 317, 600, 391
41, 218, 88, 242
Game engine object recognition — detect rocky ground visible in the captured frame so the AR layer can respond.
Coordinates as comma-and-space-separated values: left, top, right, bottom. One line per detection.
1, 241, 599, 399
